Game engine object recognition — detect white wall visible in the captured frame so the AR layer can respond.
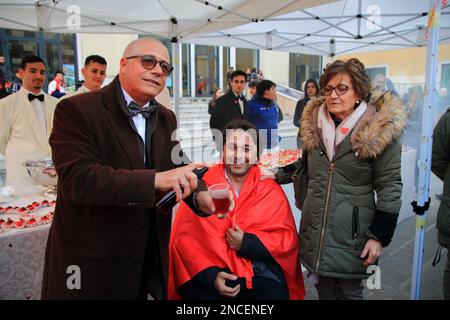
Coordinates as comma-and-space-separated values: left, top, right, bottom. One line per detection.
259, 50, 290, 86
78, 33, 139, 84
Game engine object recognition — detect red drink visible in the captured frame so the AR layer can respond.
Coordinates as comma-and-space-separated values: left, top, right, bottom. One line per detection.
208, 183, 231, 215
212, 197, 231, 215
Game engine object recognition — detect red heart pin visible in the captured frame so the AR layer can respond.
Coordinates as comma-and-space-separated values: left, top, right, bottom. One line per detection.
340, 127, 349, 134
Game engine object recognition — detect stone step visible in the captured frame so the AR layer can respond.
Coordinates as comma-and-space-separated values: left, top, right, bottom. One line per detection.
177, 130, 297, 146
179, 107, 209, 113
178, 120, 297, 132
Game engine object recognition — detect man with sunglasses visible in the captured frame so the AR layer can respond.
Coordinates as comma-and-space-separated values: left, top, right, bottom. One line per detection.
42, 38, 215, 300
210, 70, 248, 154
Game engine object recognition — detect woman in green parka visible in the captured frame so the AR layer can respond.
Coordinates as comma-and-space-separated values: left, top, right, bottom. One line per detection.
272, 58, 406, 299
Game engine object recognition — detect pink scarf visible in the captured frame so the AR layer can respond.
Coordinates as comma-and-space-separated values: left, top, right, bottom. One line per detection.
317, 101, 367, 160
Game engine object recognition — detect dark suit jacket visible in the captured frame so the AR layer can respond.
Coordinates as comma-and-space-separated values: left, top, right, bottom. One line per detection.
209, 90, 248, 133
42, 76, 187, 299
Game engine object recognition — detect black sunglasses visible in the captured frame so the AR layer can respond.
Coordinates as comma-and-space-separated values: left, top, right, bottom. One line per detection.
125, 54, 174, 75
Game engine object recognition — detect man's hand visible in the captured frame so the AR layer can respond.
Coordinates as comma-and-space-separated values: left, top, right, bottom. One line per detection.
214, 271, 240, 298
226, 224, 244, 250
360, 238, 383, 267
196, 189, 235, 219
155, 163, 204, 202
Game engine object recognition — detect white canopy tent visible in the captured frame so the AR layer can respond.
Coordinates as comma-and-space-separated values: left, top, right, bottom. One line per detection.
0, 0, 449, 300
183, 0, 450, 55
0, 0, 332, 38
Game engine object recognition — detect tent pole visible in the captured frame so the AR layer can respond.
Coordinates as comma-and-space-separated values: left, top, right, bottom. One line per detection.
410, 0, 441, 300
172, 41, 181, 124
171, 19, 180, 123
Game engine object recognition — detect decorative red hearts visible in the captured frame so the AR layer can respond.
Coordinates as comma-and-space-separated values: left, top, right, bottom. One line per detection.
340, 127, 349, 134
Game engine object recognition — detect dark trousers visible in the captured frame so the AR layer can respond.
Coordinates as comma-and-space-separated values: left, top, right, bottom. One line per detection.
444, 249, 450, 300
312, 275, 364, 300
186, 276, 289, 300
137, 210, 164, 300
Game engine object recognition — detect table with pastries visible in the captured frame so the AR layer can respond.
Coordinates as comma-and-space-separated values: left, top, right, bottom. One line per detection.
0, 195, 55, 300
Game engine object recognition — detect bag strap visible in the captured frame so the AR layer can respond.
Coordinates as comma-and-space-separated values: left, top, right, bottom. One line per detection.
432, 245, 443, 267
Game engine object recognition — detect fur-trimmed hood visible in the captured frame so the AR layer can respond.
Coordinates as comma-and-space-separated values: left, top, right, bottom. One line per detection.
300, 90, 407, 159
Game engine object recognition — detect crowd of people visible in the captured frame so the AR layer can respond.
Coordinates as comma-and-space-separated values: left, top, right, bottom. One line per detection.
1, 38, 450, 301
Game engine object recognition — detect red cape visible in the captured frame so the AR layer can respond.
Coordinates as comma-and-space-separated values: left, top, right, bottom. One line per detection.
168, 164, 305, 299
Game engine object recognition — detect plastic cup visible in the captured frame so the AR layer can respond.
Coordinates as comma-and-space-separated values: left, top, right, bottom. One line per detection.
208, 183, 231, 215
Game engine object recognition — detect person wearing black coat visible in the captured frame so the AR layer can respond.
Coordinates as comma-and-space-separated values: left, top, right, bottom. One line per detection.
209, 70, 248, 152
293, 79, 319, 148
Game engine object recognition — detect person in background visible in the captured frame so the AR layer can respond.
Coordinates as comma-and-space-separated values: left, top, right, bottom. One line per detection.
293, 79, 319, 148
78, 55, 107, 93
245, 68, 252, 82
402, 84, 424, 152
0, 55, 9, 99
208, 87, 225, 115
63, 55, 107, 98
226, 67, 235, 90
166, 74, 172, 96
372, 74, 398, 96
269, 58, 406, 300
210, 70, 248, 153
257, 69, 264, 80
48, 70, 66, 98
250, 68, 258, 81
11, 68, 22, 94
432, 109, 450, 300
246, 79, 279, 151
0, 55, 58, 185
169, 119, 305, 300
246, 80, 259, 100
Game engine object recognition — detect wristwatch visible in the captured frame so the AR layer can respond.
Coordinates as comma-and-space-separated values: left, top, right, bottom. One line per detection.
192, 190, 211, 218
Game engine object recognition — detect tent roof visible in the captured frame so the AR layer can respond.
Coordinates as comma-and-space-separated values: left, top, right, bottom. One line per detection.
0, 0, 448, 55
0, 0, 332, 39
182, 0, 450, 55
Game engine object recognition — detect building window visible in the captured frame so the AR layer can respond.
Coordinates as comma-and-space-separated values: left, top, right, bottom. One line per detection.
222, 47, 230, 90
182, 43, 191, 97
366, 66, 387, 83
289, 53, 321, 91
195, 45, 218, 97
236, 47, 258, 78
441, 63, 450, 93
1, 28, 76, 90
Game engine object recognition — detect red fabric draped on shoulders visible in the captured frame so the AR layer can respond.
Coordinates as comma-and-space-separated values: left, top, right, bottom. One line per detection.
168, 164, 305, 300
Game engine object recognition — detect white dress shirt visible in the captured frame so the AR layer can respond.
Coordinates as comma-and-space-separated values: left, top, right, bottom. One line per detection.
121, 87, 149, 161
22, 88, 47, 135
232, 90, 244, 114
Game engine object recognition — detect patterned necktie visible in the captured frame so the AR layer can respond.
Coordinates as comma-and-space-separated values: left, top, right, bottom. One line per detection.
127, 101, 157, 119
28, 93, 45, 102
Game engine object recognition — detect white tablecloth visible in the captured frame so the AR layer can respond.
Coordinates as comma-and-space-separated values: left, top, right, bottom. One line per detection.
0, 195, 53, 300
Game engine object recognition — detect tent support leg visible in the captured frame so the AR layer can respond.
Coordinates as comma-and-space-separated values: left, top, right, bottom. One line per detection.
410, 0, 442, 300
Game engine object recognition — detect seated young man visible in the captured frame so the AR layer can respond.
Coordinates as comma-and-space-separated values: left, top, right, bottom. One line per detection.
168, 119, 305, 300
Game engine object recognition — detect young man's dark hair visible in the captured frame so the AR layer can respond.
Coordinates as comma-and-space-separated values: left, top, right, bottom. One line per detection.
222, 119, 262, 158
19, 55, 45, 70
230, 70, 247, 82
54, 70, 64, 77
256, 79, 276, 97
84, 55, 107, 66
248, 79, 259, 89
